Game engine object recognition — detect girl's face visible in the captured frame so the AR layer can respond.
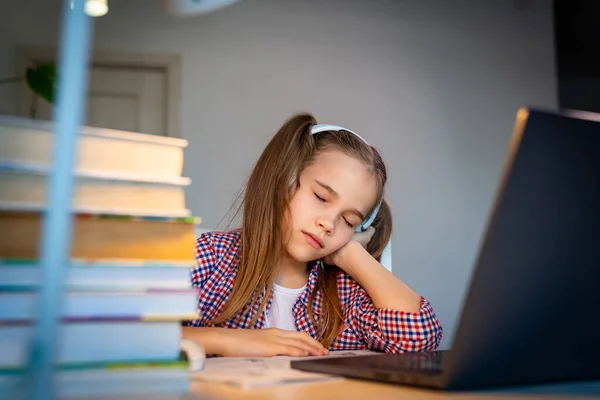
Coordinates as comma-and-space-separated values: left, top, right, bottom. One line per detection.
285, 149, 379, 263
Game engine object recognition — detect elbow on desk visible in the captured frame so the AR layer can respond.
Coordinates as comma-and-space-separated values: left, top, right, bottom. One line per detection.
373, 300, 444, 353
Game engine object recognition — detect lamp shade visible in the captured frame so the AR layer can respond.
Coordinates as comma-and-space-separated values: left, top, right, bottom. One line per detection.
85, 0, 108, 17
166, 0, 241, 17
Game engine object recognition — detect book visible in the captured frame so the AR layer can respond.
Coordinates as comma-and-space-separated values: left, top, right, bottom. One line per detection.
0, 360, 191, 398
0, 166, 190, 217
0, 316, 196, 368
0, 289, 198, 320
0, 114, 188, 181
0, 258, 195, 290
191, 351, 379, 388
0, 211, 199, 261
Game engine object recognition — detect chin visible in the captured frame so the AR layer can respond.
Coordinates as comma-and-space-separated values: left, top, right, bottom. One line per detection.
285, 242, 321, 263
286, 248, 318, 263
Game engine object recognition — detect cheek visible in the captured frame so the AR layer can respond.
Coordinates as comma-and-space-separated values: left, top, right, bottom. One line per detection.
327, 234, 354, 254
289, 191, 313, 224
284, 191, 307, 233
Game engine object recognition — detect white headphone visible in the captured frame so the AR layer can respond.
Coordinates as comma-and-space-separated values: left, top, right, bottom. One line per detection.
310, 124, 382, 233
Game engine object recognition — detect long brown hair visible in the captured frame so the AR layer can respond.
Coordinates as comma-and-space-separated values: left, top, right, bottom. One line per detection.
211, 113, 392, 347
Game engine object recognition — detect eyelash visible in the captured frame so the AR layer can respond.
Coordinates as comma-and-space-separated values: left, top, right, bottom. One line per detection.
314, 193, 326, 202
314, 193, 354, 228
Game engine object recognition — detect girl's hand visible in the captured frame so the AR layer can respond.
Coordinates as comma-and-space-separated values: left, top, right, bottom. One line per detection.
220, 328, 329, 357
351, 226, 376, 249
323, 226, 376, 267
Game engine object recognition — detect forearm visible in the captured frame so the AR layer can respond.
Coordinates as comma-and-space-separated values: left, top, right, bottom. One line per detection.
337, 242, 422, 312
181, 326, 227, 355
182, 325, 329, 357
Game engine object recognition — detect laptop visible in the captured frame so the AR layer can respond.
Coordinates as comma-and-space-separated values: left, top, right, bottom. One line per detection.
291, 108, 600, 390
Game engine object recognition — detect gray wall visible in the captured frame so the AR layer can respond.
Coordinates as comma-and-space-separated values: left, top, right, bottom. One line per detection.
0, 0, 557, 348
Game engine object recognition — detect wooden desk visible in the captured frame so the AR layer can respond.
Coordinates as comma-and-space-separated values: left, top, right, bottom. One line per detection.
191, 379, 600, 400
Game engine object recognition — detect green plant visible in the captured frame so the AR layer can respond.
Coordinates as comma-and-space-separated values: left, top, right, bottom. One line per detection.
25, 63, 56, 104
0, 62, 57, 104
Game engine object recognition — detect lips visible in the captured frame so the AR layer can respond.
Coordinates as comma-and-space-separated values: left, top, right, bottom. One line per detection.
303, 231, 323, 249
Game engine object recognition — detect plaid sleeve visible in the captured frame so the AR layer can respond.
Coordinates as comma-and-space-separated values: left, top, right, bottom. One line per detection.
345, 285, 443, 353
182, 232, 219, 327
189, 232, 219, 288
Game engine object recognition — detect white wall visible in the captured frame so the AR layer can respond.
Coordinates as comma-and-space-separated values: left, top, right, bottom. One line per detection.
0, 0, 557, 348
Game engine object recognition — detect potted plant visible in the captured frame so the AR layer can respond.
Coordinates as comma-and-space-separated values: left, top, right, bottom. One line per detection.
0, 62, 56, 118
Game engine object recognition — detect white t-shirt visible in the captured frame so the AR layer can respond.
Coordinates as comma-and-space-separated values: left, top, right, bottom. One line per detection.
265, 283, 306, 331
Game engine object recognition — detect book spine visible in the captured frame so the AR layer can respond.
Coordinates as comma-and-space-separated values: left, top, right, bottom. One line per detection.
0, 312, 199, 325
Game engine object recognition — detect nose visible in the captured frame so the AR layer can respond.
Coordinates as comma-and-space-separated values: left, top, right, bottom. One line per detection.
316, 213, 335, 235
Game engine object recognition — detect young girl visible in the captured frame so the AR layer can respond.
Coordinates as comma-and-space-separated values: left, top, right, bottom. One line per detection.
182, 113, 442, 357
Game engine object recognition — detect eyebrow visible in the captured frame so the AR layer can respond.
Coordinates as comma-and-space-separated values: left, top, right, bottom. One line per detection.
314, 180, 366, 220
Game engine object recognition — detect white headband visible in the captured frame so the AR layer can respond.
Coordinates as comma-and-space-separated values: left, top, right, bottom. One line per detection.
310, 124, 382, 233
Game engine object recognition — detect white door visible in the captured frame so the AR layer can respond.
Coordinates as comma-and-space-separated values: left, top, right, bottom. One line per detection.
16, 47, 181, 137
32, 65, 167, 136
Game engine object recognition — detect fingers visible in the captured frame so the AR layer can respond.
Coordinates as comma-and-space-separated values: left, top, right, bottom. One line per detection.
362, 226, 376, 241
279, 330, 329, 355
350, 226, 376, 248
275, 338, 320, 356
275, 343, 310, 357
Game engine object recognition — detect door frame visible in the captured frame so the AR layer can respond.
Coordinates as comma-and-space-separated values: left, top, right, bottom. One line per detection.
15, 45, 182, 138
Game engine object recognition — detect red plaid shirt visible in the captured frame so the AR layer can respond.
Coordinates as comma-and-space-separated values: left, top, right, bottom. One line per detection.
184, 230, 443, 353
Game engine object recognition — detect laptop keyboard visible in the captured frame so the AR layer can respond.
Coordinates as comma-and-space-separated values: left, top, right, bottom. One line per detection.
366, 350, 447, 373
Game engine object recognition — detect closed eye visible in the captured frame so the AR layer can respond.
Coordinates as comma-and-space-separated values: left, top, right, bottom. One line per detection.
314, 193, 326, 202
314, 191, 359, 228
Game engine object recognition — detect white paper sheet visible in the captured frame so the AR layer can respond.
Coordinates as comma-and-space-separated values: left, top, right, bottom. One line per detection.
192, 350, 378, 388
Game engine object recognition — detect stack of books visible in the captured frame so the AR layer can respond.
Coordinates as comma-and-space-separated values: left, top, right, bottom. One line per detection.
0, 115, 200, 397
